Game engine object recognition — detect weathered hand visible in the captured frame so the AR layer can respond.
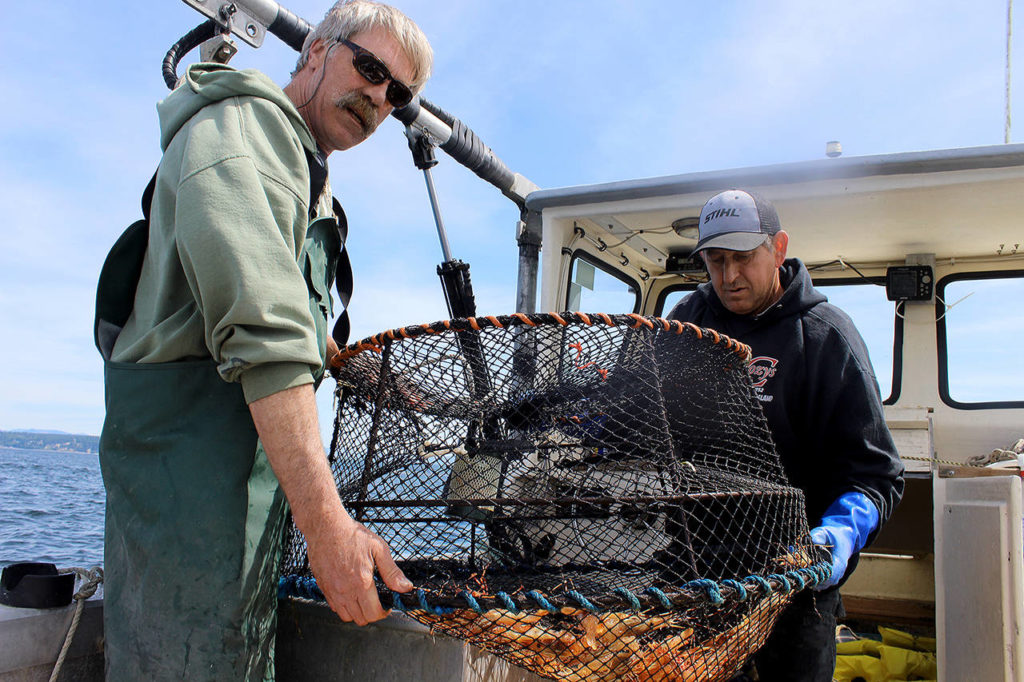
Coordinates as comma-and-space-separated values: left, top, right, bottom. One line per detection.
305, 511, 414, 626
248, 385, 414, 626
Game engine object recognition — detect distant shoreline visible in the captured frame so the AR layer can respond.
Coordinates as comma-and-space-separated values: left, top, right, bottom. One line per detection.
0, 445, 98, 456
0, 431, 100, 456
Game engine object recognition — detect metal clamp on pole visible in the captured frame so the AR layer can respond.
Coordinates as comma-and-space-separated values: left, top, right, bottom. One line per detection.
179, 0, 311, 49
199, 4, 239, 65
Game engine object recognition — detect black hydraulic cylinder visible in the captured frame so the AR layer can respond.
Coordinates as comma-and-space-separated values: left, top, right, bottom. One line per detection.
437, 260, 477, 320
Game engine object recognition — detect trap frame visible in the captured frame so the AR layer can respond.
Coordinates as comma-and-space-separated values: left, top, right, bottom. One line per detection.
280, 312, 830, 681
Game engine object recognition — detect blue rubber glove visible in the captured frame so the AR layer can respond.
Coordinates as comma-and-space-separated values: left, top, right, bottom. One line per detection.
810, 492, 880, 590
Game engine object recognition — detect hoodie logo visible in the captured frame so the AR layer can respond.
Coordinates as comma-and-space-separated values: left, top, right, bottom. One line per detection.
748, 356, 779, 402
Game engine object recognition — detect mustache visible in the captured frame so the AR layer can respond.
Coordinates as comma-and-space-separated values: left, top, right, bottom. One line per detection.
334, 93, 378, 134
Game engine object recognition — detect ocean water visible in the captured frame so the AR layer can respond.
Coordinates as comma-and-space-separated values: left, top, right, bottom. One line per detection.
0, 446, 475, 574
0, 447, 105, 569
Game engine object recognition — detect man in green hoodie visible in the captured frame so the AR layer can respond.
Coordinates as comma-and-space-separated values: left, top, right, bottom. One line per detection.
96, 2, 433, 679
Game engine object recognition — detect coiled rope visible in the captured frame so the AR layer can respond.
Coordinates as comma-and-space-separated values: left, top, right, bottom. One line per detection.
49, 566, 103, 682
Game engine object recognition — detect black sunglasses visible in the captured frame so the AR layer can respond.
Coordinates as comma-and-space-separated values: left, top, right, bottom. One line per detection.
338, 38, 413, 109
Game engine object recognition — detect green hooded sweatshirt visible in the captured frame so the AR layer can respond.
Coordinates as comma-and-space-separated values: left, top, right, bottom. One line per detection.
112, 63, 329, 403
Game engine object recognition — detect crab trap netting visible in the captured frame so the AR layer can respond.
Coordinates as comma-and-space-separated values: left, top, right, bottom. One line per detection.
280, 312, 831, 681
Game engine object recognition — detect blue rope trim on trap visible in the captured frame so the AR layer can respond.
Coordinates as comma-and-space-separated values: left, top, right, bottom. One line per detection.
644, 586, 673, 609
278, 575, 324, 602
684, 579, 724, 606
613, 587, 643, 611
277, 559, 834, 615
743, 575, 773, 595
766, 573, 792, 593
459, 589, 483, 613
720, 579, 747, 602
496, 592, 519, 612
526, 590, 559, 612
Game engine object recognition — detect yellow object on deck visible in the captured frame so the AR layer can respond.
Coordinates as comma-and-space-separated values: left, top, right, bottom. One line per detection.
836, 638, 882, 656
834, 654, 885, 682
879, 625, 937, 653
834, 626, 937, 682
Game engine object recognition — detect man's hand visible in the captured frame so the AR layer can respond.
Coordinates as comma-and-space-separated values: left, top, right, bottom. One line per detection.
304, 505, 412, 625
249, 383, 413, 624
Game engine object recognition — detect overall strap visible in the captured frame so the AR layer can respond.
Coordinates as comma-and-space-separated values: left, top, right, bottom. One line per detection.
141, 171, 157, 221
306, 147, 353, 347
331, 197, 352, 346
306, 148, 329, 220
94, 171, 158, 359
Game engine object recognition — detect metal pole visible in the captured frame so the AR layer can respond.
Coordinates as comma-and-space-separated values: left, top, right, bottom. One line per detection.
421, 167, 453, 262
515, 242, 540, 314
515, 210, 542, 314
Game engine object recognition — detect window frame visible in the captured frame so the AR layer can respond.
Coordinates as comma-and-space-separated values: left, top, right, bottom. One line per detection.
810, 276, 902, 405
653, 273, 902, 403
935, 268, 1024, 410
653, 282, 700, 318
564, 250, 642, 314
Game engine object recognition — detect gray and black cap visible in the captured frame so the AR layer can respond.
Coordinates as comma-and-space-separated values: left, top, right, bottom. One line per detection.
693, 189, 781, 254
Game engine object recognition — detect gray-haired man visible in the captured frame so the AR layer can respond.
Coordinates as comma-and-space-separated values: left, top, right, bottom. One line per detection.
97, 2, 432, 678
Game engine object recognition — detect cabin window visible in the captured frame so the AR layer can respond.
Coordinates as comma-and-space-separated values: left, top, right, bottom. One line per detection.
937, 271, 1024, 408
657, 278, 897, 402
657, 287, 698, 317
565, 252, 641, 314
815, 280, 896, 403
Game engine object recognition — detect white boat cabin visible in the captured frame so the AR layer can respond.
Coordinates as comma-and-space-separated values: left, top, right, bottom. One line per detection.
522, 143, 1024, 680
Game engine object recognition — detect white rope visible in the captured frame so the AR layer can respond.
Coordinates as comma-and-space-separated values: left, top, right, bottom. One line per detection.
967, 438, 1024, 467
49, 566, 103, 682
933, 291, 974, 322
903, 437, 1024, 468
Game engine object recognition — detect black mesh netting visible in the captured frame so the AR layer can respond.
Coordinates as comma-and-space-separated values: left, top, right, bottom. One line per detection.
280, 312, 829, 681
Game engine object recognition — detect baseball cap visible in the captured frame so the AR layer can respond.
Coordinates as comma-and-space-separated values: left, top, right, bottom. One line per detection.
693, 189, 781, 254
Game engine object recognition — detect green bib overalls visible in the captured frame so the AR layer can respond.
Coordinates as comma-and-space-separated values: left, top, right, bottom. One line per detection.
95, 178, 344, 680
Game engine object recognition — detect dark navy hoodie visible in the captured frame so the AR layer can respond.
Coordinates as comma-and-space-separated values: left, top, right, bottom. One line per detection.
667, 259, 904, 557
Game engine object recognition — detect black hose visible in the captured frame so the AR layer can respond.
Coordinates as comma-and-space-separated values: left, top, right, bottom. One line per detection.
162, 19, 218, 89
268, 7, 313, 52
418, 98, 516, 192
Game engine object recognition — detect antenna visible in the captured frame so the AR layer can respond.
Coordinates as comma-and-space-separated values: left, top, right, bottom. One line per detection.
1007, 0, 1014, 143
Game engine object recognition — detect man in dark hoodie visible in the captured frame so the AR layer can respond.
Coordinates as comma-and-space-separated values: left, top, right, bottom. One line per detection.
667, 190, 904, 681
96, 2, 432, 679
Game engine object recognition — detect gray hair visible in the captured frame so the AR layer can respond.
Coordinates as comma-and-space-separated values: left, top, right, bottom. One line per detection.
293, 1, 433, 91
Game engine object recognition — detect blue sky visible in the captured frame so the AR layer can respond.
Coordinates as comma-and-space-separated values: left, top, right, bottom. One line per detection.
0, 0, 1019, 435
